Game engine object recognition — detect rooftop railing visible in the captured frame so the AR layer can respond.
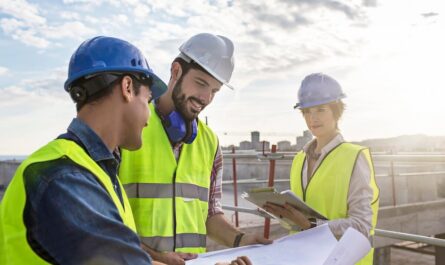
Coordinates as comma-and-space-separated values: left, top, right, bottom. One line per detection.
221, 146, 445, 248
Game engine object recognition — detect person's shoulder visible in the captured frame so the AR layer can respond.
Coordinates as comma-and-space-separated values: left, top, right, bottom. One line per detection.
197, 119, 215, 133
340, 142, 367, 152
23, 157, 92, 189
197, 119, 218, 141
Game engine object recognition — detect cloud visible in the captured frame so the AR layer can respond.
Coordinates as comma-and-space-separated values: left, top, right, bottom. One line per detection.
422, 12, 439, 18
0, 0, 46, 25
277, 0, 364, 20
116, 14, 128, 24
42, 21, 95, 40
0, 66, 8, 76
0, 0, 94, 48
95, 0, 369, 91
0, 68, 67, 106
63, 0, 91, 3
363, 0, 377, 7
60, 11, 81, 20
0, 0, 371, 91
239, 2, 310, 29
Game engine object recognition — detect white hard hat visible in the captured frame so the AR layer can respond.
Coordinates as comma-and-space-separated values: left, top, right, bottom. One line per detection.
178, 33, 235, 89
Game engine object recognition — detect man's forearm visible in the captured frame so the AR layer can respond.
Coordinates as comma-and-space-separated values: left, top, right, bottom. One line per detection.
140, 243, 167, 265
206, 213, 241, 247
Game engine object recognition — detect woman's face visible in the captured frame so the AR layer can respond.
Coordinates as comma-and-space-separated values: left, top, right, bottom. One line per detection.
302, 104, 337, 139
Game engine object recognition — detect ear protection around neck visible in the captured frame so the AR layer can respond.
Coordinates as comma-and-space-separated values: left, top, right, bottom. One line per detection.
162, 110, 198, 144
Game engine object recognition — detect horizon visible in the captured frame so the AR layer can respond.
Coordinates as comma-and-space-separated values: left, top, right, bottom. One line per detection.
2, 132, 445, 156
1, 0, 445, 154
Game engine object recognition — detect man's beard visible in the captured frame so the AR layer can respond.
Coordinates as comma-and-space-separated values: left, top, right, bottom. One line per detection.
172, 79, 205, 121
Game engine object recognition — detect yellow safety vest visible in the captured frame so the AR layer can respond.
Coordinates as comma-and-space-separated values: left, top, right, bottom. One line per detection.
0, 139, 136, 265
290, 143, 379, 265
119, 104, 218, 254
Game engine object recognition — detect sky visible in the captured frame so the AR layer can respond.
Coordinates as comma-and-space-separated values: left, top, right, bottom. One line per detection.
0, 0, 444, 155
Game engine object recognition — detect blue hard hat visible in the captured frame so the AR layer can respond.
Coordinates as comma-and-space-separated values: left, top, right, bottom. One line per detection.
64, 36, 167, 100
294, 73, 346, 109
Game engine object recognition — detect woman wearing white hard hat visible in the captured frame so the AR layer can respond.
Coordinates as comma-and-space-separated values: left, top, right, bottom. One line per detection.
264, 73, 379, 265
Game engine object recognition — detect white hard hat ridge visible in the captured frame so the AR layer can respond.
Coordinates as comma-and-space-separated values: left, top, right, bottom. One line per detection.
178, 33, 235, 89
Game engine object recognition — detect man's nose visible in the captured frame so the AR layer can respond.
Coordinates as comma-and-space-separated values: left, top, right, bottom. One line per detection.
198, 90, 212, 105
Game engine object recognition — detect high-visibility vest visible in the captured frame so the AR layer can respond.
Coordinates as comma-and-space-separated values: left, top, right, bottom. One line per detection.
0, 139, 136, 265
119, 104, 218, 254
290, 142, 379, 265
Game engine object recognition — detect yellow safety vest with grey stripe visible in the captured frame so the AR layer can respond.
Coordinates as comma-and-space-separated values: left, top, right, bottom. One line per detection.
0, 139, 136, 265
119, 103, 218, 254
290, 143, 379, 265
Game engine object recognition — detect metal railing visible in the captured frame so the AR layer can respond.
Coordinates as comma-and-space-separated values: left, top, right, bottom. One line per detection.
222, 205, 445, 248
222, 147, 445, 248
222, 151, 445, 162
222, 149, 445, 208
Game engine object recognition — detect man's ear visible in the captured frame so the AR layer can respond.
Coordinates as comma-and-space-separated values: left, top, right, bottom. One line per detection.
121, 75, 133, 102
170, 62, 183, 84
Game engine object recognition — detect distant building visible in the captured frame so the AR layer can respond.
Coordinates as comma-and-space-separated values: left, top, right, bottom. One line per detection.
296, 130, 312, 150
252, 142, 260, 151
277, 140, 292, 151
224, 133, 445, 153
251, 131, 260, 145
239, 141, 252, 150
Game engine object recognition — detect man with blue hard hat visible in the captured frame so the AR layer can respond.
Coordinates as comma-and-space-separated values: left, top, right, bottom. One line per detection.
119, 33, 271, 265
0, 36, 168, 264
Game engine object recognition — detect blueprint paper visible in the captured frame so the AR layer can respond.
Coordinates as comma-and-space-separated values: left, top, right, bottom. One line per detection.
186, 224, 337, 265
323, 227, 371, 265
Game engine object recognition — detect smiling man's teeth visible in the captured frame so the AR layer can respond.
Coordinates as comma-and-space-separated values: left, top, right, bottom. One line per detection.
191, 100, 202, 110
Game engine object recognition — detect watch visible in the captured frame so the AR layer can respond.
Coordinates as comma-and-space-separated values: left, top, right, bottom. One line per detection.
233, 232, 245, 247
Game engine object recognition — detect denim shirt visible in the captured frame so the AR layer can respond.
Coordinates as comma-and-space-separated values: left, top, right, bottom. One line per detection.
23, 118, 152, 265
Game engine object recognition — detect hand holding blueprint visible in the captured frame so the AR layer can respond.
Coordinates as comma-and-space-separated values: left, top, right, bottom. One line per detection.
186, 225, 371, 265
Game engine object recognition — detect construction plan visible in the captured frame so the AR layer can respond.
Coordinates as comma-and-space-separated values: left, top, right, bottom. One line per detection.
186, 224, 371, 265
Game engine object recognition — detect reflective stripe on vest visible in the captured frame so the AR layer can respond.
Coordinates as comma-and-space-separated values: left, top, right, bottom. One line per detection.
119, 103, 218, 253
124, 183, 209, 202
140, 233, 207, 252
0, 139, 136, 264
290, 142, 379, 265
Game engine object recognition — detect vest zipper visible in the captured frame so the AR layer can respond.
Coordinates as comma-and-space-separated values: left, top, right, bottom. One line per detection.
301, 156, 307, 201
